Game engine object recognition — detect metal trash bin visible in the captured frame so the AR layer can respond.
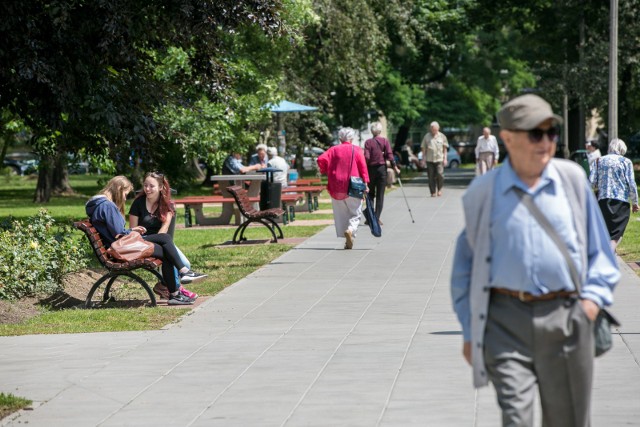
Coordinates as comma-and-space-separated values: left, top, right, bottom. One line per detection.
257, 167, 283, 210
260, 181, 282, 210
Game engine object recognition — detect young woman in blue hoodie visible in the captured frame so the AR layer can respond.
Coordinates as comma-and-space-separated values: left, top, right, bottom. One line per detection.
85, 175, 195, 305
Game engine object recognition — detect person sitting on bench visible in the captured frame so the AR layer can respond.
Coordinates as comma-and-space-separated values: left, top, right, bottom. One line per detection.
85, 176, 195, 305
129, 172, 207, 300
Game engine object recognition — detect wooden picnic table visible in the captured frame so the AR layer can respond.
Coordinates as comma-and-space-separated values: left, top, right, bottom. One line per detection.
171, 175, 265, 226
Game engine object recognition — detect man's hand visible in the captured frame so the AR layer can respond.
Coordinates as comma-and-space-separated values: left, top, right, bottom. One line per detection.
394, 167, 401, 175
633, 203, 639, 213
443, 158, 448, 167
463, 341, 471, 365
581, 299, 600, 322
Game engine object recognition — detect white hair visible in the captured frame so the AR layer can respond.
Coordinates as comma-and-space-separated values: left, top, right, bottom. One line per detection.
430, 121, 440, 130
608, 139, 627, 155
338, 127, 356, 142
266, 146, 277, 157
255, 143, 268, 152
370, 122, 383, 136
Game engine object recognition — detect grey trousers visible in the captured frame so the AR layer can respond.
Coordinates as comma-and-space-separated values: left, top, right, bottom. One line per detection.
484, 293, 594, 427
426, 161, 444, 195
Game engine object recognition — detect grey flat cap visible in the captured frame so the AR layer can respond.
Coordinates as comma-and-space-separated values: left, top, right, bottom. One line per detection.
497, 94, 563, 130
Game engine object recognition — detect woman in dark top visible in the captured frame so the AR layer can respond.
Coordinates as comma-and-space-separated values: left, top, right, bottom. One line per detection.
129, 172, 207, 299
86, 176, 195, 305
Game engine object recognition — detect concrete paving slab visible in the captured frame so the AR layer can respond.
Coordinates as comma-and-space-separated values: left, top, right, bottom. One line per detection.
1, 169, 639, 426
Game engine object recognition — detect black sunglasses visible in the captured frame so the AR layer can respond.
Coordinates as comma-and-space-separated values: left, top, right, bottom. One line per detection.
524, 127, 559, 143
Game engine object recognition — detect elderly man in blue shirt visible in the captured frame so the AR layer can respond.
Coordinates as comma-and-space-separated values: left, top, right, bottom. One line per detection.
451, 94, 619, 427
222, 152, 262, 175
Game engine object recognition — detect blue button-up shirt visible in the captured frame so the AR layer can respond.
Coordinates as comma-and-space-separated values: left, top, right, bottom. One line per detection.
452, 160, 618, 341
223, 155, 244, 175
589, 154, 638, 204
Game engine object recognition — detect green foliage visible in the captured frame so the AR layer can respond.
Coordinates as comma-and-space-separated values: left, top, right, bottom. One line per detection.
0, 210, 89, 300
375, 65, 427, 125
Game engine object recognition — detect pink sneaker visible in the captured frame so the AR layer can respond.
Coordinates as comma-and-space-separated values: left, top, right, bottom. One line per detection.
180, 286, 198, 299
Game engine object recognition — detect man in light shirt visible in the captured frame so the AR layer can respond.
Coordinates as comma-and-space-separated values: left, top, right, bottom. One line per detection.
420, 121, 448, 197
266, 146, 289, 188
475, 127, 500, 175
451, 94, 619, 426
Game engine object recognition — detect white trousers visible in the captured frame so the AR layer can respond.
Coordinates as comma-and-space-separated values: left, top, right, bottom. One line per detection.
331, 196, 362, 238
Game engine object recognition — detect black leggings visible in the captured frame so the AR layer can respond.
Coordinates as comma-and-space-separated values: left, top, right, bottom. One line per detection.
143, 234, 185, 292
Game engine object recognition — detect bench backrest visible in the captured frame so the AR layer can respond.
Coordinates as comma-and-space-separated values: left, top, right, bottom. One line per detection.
227, 185, 258, 217
73, 220, 117, 268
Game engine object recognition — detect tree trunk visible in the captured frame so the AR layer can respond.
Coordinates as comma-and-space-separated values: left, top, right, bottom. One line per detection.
34, 156, 53, 203
52, 152, 73, 195
393, 122, 411, 153
192, 157, 205, 181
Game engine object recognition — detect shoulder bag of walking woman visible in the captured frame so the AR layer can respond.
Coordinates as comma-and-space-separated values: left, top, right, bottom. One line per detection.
348, 145, 366, 199
107, 231, 155, 262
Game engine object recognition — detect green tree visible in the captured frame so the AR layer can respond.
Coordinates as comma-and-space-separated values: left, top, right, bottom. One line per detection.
0, 0, 290, 201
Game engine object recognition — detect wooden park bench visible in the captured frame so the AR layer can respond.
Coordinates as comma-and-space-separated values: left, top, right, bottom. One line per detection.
226, 185, 285, 244
74, 220, 163, 308
174, 193, 303, 227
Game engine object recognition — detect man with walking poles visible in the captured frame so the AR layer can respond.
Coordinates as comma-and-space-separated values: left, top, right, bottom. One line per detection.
451, 94, 619, 427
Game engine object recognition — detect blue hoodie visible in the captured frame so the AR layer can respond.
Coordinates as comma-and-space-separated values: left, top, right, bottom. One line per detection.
85, 195, 131, 247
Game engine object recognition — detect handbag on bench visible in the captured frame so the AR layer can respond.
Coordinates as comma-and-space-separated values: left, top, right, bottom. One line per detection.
107, 231, 155, 262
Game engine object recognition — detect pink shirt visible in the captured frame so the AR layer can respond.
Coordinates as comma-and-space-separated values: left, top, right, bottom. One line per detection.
317, 142, 370, 200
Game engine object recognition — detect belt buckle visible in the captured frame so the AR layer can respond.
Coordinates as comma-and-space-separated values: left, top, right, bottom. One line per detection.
518, 290, 527, 302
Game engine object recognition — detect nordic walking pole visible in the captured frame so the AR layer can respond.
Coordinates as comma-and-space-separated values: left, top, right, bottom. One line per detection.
396, 175, 415, 223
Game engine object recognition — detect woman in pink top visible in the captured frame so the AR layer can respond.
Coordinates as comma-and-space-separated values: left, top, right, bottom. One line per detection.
317, 128, 370, 249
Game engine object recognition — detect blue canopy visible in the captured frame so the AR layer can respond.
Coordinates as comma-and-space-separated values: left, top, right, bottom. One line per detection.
268, 100, 318, 113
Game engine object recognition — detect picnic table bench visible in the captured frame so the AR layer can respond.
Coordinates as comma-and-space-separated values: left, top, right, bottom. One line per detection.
283, 185, 325, 212
289, 178, 322, 186
74, 220, 162, 308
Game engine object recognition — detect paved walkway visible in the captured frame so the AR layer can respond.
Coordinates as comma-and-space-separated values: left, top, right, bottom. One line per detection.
1, 170, 639, 426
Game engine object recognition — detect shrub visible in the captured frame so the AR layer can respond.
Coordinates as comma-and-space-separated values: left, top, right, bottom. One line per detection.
0, 209, 90, 300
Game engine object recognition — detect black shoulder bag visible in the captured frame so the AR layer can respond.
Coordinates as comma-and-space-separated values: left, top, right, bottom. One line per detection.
514, 187, 620, 357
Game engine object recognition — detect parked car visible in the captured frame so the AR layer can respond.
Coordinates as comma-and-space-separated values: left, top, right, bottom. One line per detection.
286, 146, 325, 171
416, 145, 461, 168
3, 152, 38, 175
67, 154, 91, 174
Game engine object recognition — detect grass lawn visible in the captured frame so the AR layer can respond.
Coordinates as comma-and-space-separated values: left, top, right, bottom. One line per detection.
0, 393, 32, 420
616, 217, 640, 265
0, 173, 328, 336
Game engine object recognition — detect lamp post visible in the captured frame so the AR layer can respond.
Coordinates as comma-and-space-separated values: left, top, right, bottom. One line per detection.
608, 0, 618, 140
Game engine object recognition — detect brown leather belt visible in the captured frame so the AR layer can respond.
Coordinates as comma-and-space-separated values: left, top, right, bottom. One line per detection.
491, 287, 577, 302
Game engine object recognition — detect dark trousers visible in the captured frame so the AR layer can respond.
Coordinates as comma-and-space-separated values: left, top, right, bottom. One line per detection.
144, 233, 186, 292
367, 164, 387, 220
